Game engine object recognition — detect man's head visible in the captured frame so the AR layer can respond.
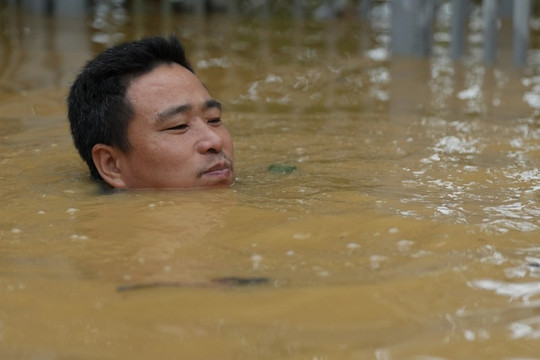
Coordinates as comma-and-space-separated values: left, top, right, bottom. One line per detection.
67, 35, 234, 189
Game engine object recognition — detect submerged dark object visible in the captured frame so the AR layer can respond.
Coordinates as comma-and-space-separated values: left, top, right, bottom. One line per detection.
268, 163, 297, 174
212, 276, 269, 286
116, 276, 270, 292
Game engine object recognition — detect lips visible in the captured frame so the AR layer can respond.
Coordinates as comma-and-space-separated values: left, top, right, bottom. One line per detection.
201, 162, 232, 179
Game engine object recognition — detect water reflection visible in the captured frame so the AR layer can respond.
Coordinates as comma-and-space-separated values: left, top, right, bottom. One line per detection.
91, 0, 128, 45
20, 0, 88, 15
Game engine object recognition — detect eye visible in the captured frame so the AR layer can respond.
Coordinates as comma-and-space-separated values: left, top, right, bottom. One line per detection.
208, 118, 222, 126
165, 123, 188, 131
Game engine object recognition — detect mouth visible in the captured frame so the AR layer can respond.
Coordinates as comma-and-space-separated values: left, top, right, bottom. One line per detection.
200, 162, 232, 180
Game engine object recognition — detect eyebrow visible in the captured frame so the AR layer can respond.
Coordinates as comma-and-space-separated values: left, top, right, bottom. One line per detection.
203, 99, 222, 111
156, 99, 222, 122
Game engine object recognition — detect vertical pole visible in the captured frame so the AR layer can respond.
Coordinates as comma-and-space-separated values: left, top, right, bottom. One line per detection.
450, 0, 469, 59
21, 0, 51, 14
391, 0, 435, 57
160, 0, 172, 16
513, 0, 531, 67
293, 0, 303, 19
160, 0, 172, 33
132, 0, 144, 15
193, 0, 205, 15
391, 0, 410, 55
482, 0, 498, 64
498, 0, 513, 18
359, 0, 371, 18
132, 0, 145, 38
227, 0, 239, 15
53, 0, 87, 15
260, 0, 270, 18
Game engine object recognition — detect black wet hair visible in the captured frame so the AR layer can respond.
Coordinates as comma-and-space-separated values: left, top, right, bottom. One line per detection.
67, 35, 194, 181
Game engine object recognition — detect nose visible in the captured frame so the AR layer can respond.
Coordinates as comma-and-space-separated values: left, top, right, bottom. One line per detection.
195, 123, 224, 154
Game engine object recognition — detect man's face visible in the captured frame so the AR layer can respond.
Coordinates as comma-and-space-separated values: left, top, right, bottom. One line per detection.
115, 63, 234, 189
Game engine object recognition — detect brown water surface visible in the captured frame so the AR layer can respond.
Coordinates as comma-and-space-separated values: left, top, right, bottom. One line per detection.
2, 2, 540, 359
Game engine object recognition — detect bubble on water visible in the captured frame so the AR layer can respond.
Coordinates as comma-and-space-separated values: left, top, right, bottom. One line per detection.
509, 169, 540, 182
66, 208, 79, 215
411, 250, 432, 258
92, 32, 111, 44
509, 316, 540, 339
470, 279, 540, 303
482, 202, 540, 233
436, 206, 454, 216
457, 85, 481, 100
397, 240, 414, 252
251, 254, 262, 270
366, 47, 388, 61
368, 67, 390, 84
346, 242, 360, 250
293, 233, 311, 240
370, 88, 389, 101
7, 282, 26, 292
70, 234, 88, 241
317, 270, 330, 277
374, 348, 391, 360
92, 32, 124, 45
388, 227, 399, 234
505, 265, 526, 279
245, 81, 260, 101
370, 255, 388, 270
478, 245, 506, 265
523, 92, 540, 109
11, 228, 21, 234
434, 135, 480, 154
464, 330, 476, 341
505, 256, 540, 279
197, 57, 230, 69
264, 74, 282, 83
285, 250, 295, 256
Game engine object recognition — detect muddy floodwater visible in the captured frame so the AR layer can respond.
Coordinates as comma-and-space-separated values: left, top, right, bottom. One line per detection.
3, 2, 540, 359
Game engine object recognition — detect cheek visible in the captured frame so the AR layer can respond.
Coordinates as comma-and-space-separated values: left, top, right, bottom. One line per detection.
154, 136, 194, 162
222, 129, 234, 153
128, 135, 172, 165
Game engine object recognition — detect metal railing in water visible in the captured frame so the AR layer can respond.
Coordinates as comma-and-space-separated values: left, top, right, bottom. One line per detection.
390, 0, 533, 67
12, 0, 536, 67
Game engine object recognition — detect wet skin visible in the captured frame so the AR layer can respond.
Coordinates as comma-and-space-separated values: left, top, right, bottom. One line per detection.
96, 63, 235, 189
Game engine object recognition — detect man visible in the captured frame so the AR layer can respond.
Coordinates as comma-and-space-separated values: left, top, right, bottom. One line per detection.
67, 35, 235, 189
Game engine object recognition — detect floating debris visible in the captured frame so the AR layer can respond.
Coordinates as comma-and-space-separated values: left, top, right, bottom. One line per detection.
212, 277, 269, 286
268, 163, 297, 174
116, 276, 270, 292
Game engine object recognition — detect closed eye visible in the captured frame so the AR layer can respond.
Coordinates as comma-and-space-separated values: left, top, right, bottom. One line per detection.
208, 118, 222, 126
165, 123, 188, 131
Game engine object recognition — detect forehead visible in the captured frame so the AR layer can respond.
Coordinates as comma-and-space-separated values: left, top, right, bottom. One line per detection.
126, 63, 211, 112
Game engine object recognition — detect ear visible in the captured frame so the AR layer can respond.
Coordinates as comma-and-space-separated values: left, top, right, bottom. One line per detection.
92, 144, 128, 189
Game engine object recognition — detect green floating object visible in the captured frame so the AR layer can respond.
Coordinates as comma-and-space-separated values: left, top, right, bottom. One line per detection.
268, 163, 297, 174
